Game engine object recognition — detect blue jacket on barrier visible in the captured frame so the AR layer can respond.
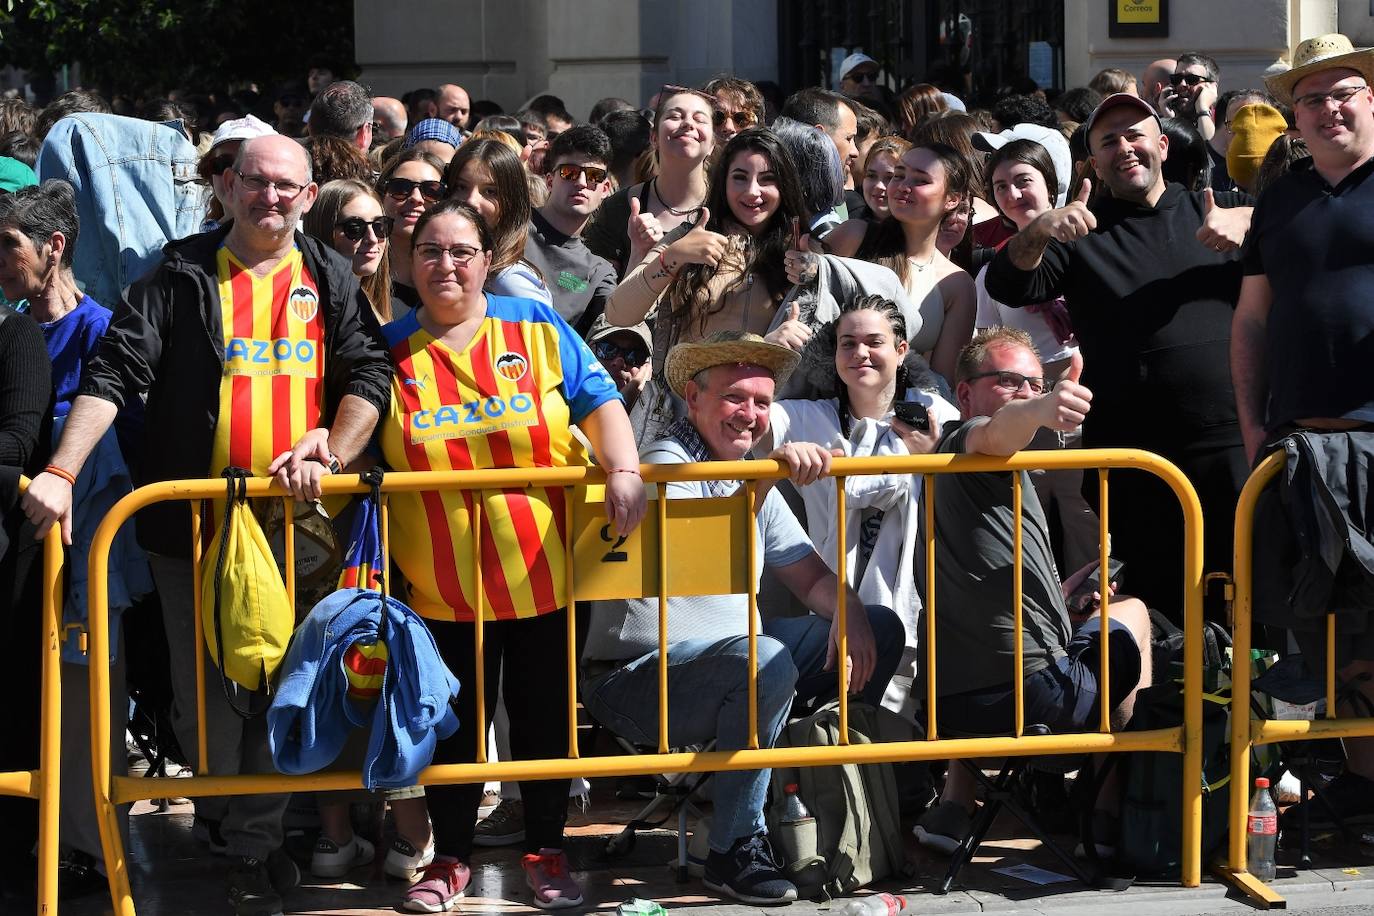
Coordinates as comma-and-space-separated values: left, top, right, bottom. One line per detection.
268, 588, 461, 789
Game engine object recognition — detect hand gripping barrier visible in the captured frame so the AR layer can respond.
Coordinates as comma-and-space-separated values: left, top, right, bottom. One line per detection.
1, 478, 66, 915
1222, 450, 1374, 907
86, 450, 1205, 914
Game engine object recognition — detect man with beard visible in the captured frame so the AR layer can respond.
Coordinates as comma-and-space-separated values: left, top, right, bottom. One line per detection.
983, 92, 1253, 625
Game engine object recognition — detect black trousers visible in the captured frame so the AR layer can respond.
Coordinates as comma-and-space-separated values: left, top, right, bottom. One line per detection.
426, 608, 573, 860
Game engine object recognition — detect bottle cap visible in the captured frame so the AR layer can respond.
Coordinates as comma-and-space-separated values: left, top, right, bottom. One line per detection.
785, 782, 799, 794
1255, 777, 1270, 788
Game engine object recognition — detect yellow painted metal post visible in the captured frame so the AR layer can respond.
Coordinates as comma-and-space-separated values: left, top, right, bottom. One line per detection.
925, 475, 938, 741
472, 502, 486, 763
1012, 473, 1024, 738
835, 481, 849, 742
1098, 470, 1111, 735
657, 485, 669, 753
746, 482, 760, 749
564, 487, 579, 760
1326, 615, 1337, 719
283, 497, 296, 608
1178, 459, 1207, 887
36, 507, 63, 915
192, 501, 208, 775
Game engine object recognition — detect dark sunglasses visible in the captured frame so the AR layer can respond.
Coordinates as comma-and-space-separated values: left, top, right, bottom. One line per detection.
383, 177, 446, 203
1168, 72, 1215, 87
848, 71, 879, 84
335, 216, 394, 241
712, 109, 758, 129
209, 154, 236, 176
555, 163, 608, 184
591, 338, 648, 368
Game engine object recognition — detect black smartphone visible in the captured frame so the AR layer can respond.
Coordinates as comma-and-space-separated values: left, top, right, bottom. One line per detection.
892, 401, 929, 431
1068, 558, 1126, 613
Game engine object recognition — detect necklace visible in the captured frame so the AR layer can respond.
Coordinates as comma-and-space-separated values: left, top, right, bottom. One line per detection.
908, 252, 937, 272
651, 178, 705, 218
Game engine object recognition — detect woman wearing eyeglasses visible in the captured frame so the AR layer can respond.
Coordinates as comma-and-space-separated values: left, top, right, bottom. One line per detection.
583, 86, 717, 277
304, 179, 396, 322
376, 149, 448, 315
376, 199, 644, 912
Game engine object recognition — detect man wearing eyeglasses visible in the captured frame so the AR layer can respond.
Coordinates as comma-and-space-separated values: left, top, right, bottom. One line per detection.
524, 125, 618, 336
22, 133, 391, 916
1234, 33, 1374, 833
1160, 52, 1221, 141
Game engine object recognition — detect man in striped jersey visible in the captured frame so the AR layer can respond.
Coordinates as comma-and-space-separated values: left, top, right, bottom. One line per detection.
23, 134, 391, 916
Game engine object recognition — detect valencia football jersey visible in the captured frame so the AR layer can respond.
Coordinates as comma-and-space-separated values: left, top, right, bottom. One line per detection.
210, 246, 325, 477
380, 295, 620, 622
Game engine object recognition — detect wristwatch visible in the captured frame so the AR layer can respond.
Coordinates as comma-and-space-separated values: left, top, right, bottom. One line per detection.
307, 455, 344, 474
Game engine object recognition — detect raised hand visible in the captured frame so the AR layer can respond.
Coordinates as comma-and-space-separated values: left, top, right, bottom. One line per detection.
663, 207, 727, 269
1033, 179, 1097, 244
1040, 350, 1092, 432
765, 300, 813, 352
1195, 187, 1249, 253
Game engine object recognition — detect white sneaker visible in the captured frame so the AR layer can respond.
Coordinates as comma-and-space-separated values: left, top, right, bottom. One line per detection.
385, 836, 436, 881
311, 834, 375, 878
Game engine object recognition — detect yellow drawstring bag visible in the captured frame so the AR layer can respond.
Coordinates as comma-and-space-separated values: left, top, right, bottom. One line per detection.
202, 470, 294, 698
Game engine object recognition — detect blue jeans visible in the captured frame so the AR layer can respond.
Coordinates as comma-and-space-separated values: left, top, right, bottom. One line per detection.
582, 605, 904, 853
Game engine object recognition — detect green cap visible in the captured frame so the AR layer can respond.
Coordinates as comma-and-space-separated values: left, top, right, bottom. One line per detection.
0, 157, 37, 193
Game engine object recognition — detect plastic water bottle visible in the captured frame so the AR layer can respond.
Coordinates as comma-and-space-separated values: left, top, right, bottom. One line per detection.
780, 782, 811, 822
1246, 776, 1278, 882
839, 893, 908, 915
774, 782, 818, 870
615, 899, 666, 916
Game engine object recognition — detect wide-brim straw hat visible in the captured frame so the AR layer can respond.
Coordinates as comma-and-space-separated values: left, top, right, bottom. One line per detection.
665, 330, 799, 397
1267, 33, 1374, 104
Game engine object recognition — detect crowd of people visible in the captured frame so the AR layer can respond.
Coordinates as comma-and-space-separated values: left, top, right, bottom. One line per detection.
0, 31, 1372, 916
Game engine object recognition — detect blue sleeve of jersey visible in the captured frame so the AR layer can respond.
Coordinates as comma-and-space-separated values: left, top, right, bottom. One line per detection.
548, 305, 622, 423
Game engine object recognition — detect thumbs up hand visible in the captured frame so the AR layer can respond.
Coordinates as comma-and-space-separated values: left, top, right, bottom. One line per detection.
1040, 350, 1092, 432
1031, 178, 1098, 245
1195, 186, 1250, 254
663, 206, 728, 269
765, 299, 813, 352
627, 195, 667, 269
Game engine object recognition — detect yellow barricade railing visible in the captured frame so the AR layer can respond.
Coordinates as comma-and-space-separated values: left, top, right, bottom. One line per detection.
1224, 450, 1374, 906
2, 478, 66, 915
87, 449, 1205, 915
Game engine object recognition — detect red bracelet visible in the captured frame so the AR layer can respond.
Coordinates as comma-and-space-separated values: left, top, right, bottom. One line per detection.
606, 468, 642, 477
657, 248, 676, 277
44, 464, 76, 486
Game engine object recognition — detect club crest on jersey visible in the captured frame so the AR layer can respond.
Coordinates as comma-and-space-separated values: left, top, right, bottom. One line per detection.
494, 351, 528, 382
288, 286, 319, 322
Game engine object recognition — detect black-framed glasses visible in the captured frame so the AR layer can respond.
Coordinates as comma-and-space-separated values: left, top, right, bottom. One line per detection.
966, 370, 1047, 395
415, 242, 482, 266
591, 338, 648, 368
383, 177, 446, 203
208, 154, 236, 176
234, 170, 307, 199
1294, 84, 1369, 111
335, 216, 394, 241
555, 163, 608, 184
713, 108, 759, 129
1168, 72, 1215, 87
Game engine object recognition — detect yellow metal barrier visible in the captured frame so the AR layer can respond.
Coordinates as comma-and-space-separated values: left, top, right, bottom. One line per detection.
87, 449, 1205, 915
1, 478, 66, 915
1223, 450, 1374, 907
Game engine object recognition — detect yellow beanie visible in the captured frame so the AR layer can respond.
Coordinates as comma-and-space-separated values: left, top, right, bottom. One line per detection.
1227, 104, 1288, 191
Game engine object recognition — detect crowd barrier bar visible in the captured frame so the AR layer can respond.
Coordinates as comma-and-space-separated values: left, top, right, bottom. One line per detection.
1223, 450, 1374, 908
2, 478, 66, 915
87, 449, 1204, 916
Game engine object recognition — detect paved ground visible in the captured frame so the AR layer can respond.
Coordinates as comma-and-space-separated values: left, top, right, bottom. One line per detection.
57, 772, 1374, 916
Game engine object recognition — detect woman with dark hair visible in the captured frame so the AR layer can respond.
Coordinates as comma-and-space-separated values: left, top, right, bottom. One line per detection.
896, 83, 949, 140
377, 199, 643, 912
445, 138, 552, 304
824, 143, 978, 384
584, 86, 716, 276
304, 179, 395, 322
376, 147, 448, 313
605, 127, 808, 441
1160, 117, 1212, 192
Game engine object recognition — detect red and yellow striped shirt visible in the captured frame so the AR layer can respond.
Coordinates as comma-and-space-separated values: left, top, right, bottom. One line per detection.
380, 296, 619, 622
210, 246, 325, 477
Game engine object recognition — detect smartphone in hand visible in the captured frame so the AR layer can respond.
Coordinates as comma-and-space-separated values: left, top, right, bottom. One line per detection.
892, 400, 930, 431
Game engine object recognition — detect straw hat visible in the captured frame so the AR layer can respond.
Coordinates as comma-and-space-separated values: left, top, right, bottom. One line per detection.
1266, 33, 1374, 104
664, 330, 798, 397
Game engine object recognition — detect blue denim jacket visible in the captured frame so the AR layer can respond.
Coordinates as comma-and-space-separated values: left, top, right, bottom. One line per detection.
37, 113, 205, 308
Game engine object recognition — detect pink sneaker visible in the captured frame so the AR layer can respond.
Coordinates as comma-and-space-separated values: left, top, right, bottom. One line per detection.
521, 848, 584, 909
401, 856, 470, 913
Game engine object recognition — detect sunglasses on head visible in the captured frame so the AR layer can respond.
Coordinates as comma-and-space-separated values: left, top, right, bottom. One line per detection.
555, 163, 608, 184
335, 216, 394, 241
1168, 72, 1214, 87
712, 108, 758, 129
591, 338, 648, 368
383, 177, 446, 203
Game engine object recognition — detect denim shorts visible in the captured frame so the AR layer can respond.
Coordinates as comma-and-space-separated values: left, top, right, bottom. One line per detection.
938, 617, 1143, 736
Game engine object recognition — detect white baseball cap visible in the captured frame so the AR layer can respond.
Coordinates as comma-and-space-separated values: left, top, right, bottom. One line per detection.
840, 52, 879, 80
209, 113, 277, 150
972, 123, 1073, 208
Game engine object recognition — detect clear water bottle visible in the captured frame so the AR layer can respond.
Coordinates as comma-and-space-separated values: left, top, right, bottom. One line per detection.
780, 782, 810, 822
839, 892, 908, 915
615, 899, 666, 916
1247, 776, 1278, 882
774, 782, 817, 869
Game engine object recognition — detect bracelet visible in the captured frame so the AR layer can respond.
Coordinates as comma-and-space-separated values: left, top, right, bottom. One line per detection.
606, 468, 642, 477
657, 247, 677, 277
44, 464, 76, 486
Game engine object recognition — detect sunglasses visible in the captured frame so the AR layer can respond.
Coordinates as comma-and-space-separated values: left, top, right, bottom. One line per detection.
335, 216, 394, 241
591, 338, 648, 368
712, 109, 759, 129
966, 370, 1047, 395
555, 163, 608, 184
383, 177, 446, 203
208, 154, 236, 176
848, 71, 879, 84
1168, 72, 1215, 87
